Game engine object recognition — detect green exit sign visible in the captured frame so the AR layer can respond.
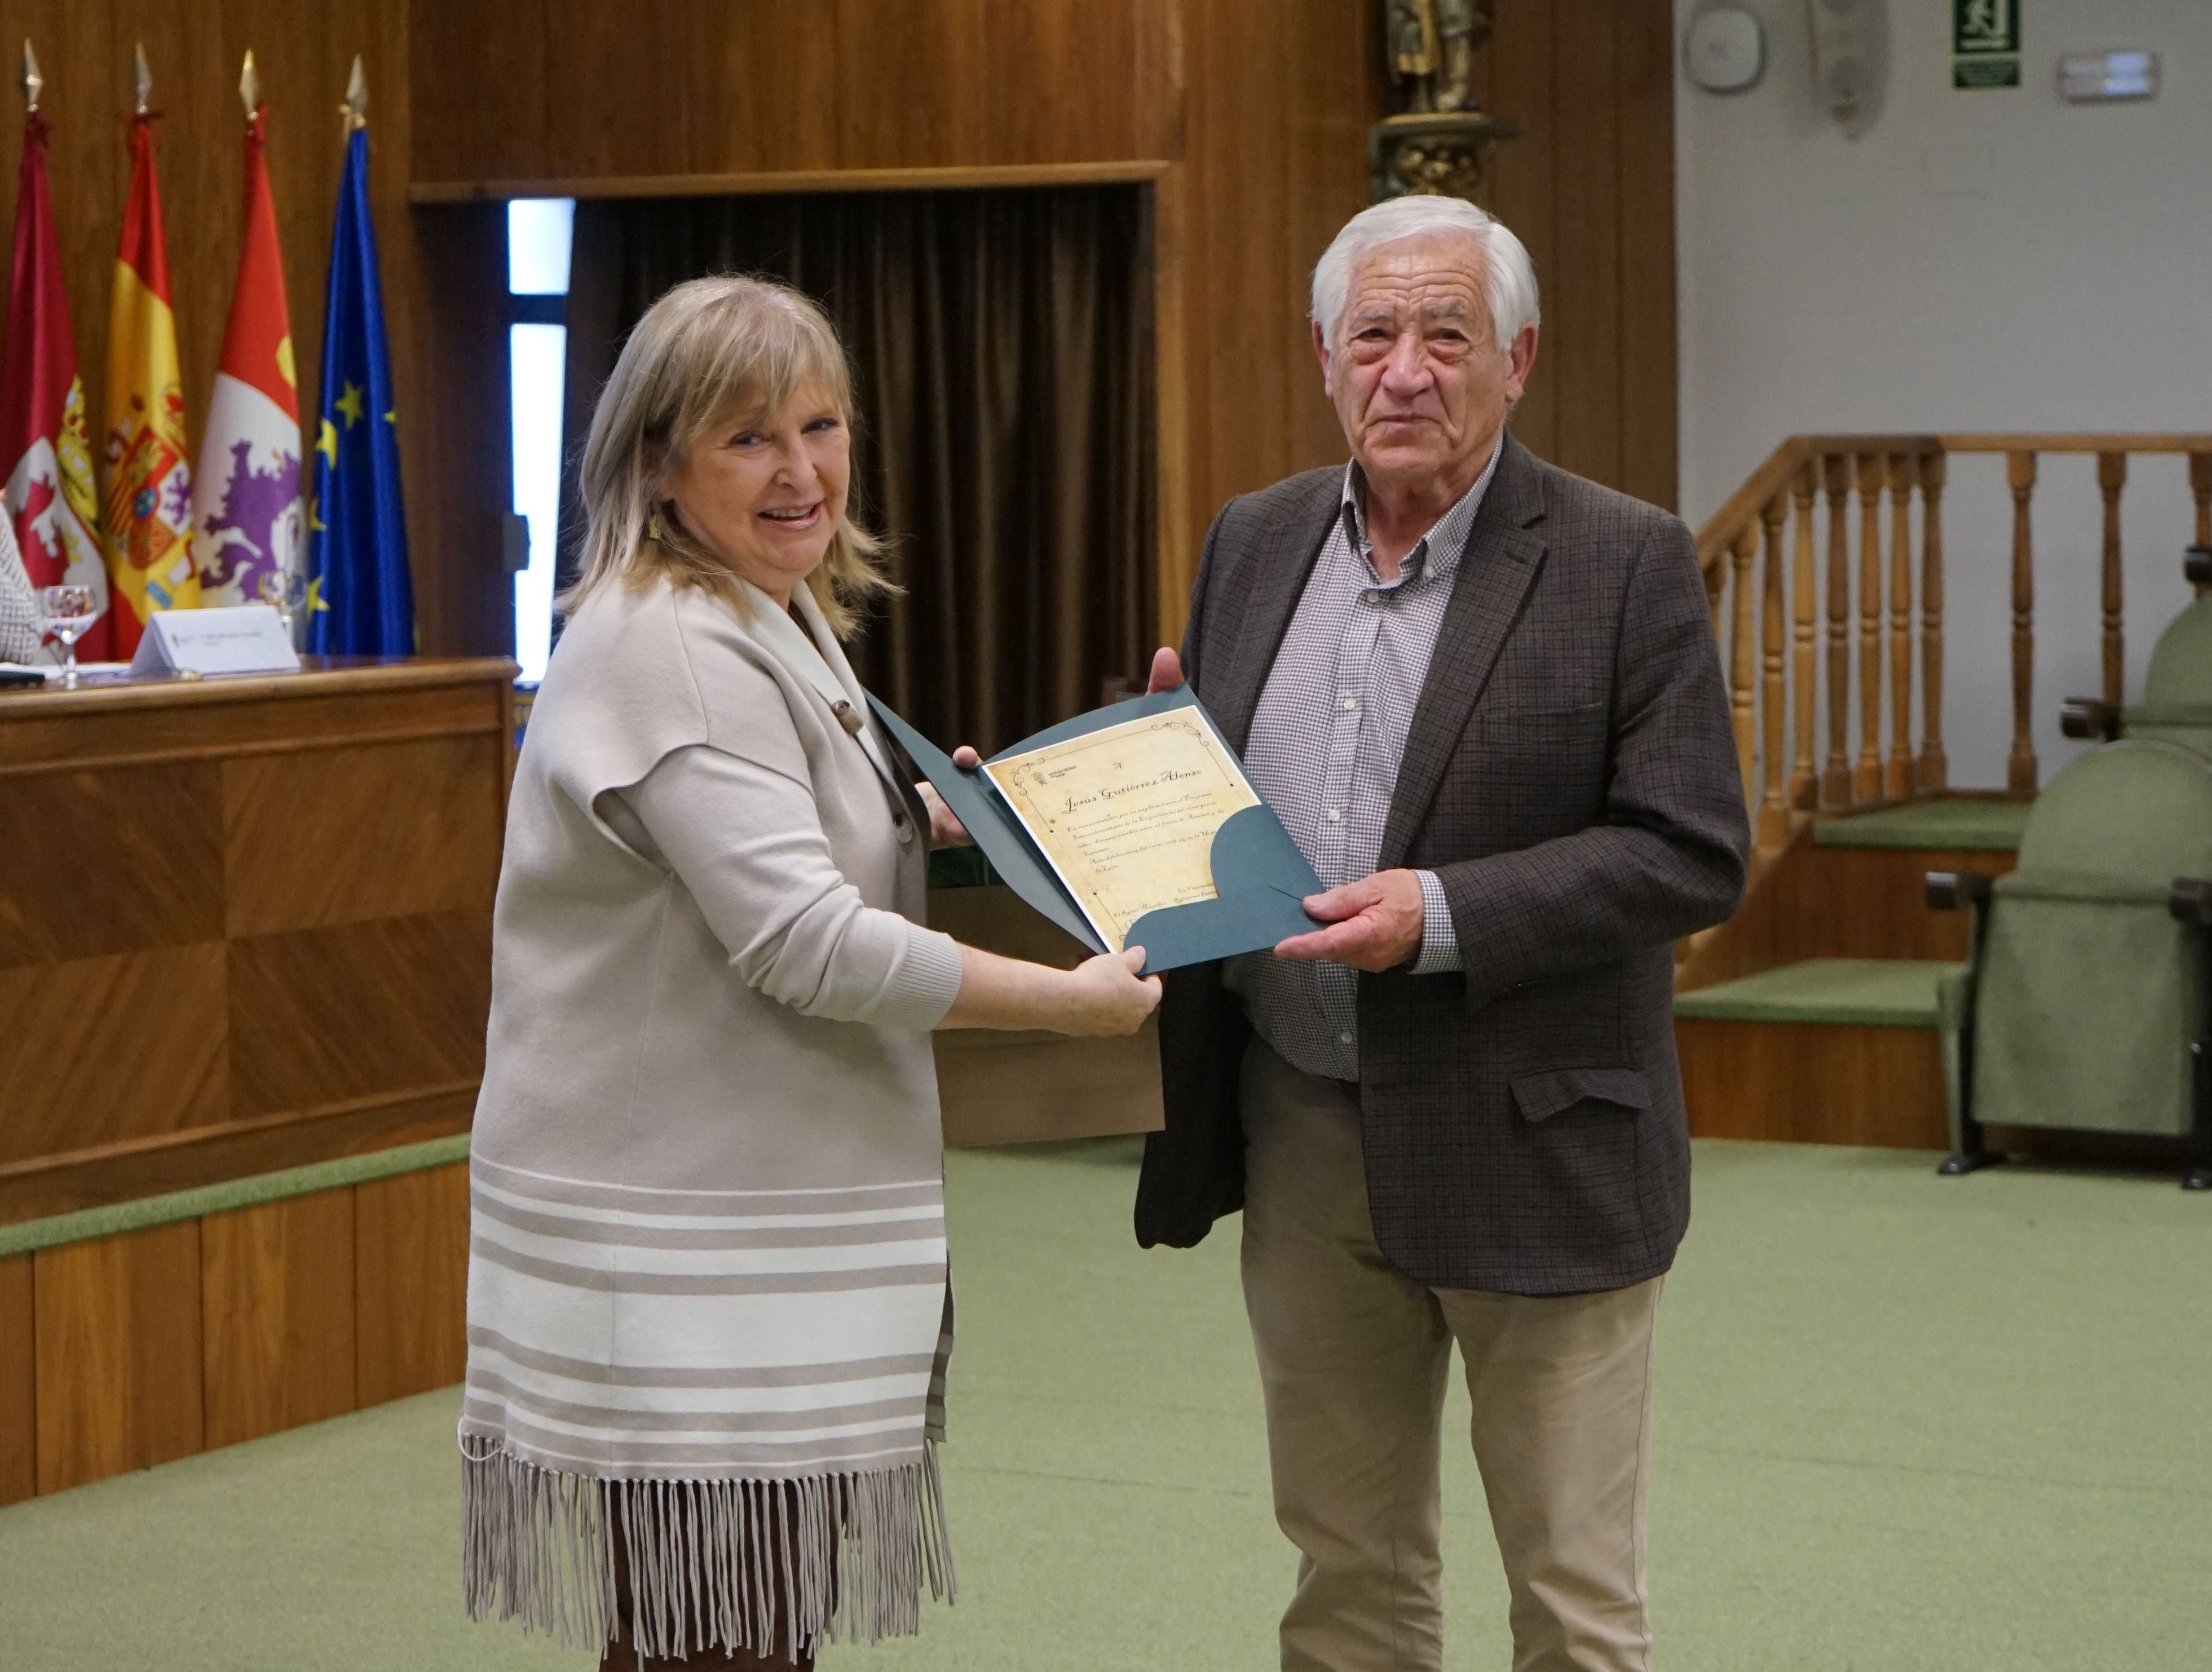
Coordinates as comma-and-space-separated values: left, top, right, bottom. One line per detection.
1954, 0, 2021, 89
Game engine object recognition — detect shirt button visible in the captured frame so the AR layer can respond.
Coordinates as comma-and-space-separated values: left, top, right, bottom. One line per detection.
1337, 1031, 1353, 1045
1340, 695, 1358, 711
1363, 591, 1381, 605
1326, 808, 1342, 823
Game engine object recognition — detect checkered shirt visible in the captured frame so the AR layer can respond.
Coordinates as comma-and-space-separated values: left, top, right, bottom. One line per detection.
0, 518, 42, 665
1224, 443, 1500, 1081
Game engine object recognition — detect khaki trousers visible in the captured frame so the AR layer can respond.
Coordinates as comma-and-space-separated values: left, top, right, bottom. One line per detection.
1238, 1041, 1663, 1672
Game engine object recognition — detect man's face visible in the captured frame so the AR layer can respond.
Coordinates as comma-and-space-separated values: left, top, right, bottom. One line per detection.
1317, 232, 1535, 497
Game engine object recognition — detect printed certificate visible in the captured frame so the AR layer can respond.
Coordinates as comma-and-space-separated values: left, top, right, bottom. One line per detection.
982, 707, 1261, 953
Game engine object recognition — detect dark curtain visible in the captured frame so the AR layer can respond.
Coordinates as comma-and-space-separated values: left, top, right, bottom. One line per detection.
560, 187, 1155, 754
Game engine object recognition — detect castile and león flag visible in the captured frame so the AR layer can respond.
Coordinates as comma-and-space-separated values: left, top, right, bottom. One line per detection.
0, 44, 107, 657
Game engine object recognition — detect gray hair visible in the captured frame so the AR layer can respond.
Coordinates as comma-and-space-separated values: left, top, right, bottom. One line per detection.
1309, 197, 1540, 355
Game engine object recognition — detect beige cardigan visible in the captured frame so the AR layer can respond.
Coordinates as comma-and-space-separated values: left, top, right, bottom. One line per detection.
460, 571, 962, 1660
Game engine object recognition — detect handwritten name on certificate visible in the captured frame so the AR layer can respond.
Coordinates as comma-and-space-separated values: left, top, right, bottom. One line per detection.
984, 709, 1261, 952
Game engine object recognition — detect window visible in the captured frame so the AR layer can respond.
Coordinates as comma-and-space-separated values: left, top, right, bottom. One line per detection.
507, 198, 574, 684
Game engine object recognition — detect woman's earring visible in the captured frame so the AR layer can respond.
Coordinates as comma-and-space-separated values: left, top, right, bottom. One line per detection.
647, 511, 665, 542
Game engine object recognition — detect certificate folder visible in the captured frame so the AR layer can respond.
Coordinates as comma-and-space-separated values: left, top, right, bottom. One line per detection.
869, 687, 1323, 974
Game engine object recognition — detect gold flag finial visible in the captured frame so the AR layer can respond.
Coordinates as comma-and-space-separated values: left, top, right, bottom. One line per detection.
341, 55, 368, 130
239, 49, 259, 119
133, 41, 152, 115
21, 40, 40, 112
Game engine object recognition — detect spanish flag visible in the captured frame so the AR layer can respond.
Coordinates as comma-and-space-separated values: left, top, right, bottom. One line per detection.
102, 77, 196, 655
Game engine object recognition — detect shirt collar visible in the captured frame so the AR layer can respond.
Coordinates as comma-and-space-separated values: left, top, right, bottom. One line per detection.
1339, 437, 1503, 589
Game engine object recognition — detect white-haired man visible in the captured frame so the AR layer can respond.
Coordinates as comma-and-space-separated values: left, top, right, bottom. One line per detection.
1137, 197, 1749, 1670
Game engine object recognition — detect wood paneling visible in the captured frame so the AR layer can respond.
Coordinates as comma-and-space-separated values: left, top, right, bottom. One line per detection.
355, 1161, 470, 1406
1679, 833, 2018, 992
0, 665, 507, 1225
0, 1255, 32, 1506
0, 945, 228, 1164
223, 736, 501, 935
0, 1084, 475, 1226
227, 910, 491, 1120
1677, 1017, 1949, 1151
33, 1220, 204, 1493
0, 765, 225, 966
201, 1189, 357, 1448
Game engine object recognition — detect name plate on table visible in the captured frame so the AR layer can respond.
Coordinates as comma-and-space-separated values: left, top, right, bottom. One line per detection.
128, 605, 302, 678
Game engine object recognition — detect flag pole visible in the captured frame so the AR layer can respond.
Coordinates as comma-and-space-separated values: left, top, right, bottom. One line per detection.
239, 48, 259, 122
133, 41, 151, 116
341, 55, 368, 132
20, 40, 39, 111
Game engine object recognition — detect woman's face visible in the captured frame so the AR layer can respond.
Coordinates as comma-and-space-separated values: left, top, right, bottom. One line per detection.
661, 378, 851, 606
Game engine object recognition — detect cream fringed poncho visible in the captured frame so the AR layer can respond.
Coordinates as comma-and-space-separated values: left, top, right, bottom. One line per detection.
459, 572, 965, 1660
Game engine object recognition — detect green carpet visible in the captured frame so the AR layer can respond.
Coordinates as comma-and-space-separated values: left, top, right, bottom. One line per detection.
3, 1139, 2209, 1670
1815, 798, 2032, 851
1674, 957, 1959, 1027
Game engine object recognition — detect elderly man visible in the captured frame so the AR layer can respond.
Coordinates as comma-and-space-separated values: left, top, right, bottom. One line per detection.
1137, 197, 1749, 1670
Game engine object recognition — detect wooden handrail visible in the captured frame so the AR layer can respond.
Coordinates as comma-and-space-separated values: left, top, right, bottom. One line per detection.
1693, 431, 2211, 866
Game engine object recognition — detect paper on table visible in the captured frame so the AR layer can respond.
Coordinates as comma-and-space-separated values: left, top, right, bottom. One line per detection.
982, 706, 1261, 953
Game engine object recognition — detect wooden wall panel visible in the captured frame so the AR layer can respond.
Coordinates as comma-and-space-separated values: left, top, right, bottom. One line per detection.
222, 736, 501, 936
201, 1191, 357, 1448
1614, 0, 1679, 512
0, 1254, 32, 1506
0, 945, 228, 1165
1546, 0, 1623, 491
682, 6, 842, 176
1677, 1018, 1949, 1151
226, 909, 490, 1120
0, 764, 225, 967
355, 1161, 470, 1406
1479, 0, 1558, 466
33, 1220, 204, 1493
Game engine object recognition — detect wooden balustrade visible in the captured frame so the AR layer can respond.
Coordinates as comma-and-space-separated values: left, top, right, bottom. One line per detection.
1694, 433, 2212, 862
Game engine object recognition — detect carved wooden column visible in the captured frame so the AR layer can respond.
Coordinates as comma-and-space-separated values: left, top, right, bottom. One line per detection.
1789, 460, 1818, 811
1730, 522, 1758, 812
1885, 453, 1915, 799
1821, 454, 1852, 807
1758, 490, 1789, 855
2098, 450, 2126, 705
1917, 452, 1948, 791
1703, 552, 1725, 639
2007, 450, 2038, 793
1854, 453, 1885, 802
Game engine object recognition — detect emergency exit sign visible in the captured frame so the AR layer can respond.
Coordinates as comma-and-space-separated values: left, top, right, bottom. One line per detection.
1955, 0, 2022, 89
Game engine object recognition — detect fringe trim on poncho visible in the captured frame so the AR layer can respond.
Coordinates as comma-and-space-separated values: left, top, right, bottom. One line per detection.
460, 1436, 955, 1663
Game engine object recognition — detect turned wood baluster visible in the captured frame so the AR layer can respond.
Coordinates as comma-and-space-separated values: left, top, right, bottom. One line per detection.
1821, 454, 1852, 807
1703, 555, 1725, 639
2192, 453, 2212, 599
1789, 460, 1818, 811
1757, 490, 1789, 855
1854, 453, 1885, 802
1729, 522, 1758, 811
1885, 453, 1915, 799
2098, 451, 2127, 706
2007, 450, 2038, 793
1918, 452, 1948, 791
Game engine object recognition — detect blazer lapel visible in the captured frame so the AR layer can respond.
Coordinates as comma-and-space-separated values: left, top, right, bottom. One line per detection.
1208, 471, 1344, 754
1377, 433, 1549, 869
748, 580, 897, 784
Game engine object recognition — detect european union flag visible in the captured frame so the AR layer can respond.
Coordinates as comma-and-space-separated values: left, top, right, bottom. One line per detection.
306, 117, 411, 654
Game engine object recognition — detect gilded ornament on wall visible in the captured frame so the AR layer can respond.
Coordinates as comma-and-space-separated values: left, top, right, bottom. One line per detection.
1370, 0, 1517, 202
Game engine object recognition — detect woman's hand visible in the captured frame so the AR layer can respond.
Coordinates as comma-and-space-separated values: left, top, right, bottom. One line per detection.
1059, 948, 1163, 1037
916, 781, 970, 848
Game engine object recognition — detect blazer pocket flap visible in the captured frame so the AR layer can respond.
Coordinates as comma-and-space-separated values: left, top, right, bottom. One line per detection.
1511, 1067, 1652, 1122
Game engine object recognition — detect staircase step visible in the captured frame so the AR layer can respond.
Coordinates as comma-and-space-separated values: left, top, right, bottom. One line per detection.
1674, 957, 1962, 1028
1814, 798, 2031, 852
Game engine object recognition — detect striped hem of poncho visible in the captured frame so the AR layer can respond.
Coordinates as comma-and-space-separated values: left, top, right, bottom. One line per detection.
458, 1155, 957, 1661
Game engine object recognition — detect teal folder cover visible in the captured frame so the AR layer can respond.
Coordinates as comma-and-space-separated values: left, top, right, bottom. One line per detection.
868, 687, 1322, 973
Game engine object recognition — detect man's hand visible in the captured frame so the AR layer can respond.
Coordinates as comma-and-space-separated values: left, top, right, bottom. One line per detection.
1146, 646, 1184, 694
1274, 869, 1425, 972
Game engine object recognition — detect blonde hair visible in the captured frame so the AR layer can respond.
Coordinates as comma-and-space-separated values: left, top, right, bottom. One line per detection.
560, 274, 892, 636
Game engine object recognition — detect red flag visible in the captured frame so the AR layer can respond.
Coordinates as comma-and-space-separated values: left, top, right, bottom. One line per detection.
192, 102, 302, 608
0, 110, 108, 657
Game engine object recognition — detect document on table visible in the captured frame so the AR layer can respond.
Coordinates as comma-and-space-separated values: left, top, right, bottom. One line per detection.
982, 706, 1262, 953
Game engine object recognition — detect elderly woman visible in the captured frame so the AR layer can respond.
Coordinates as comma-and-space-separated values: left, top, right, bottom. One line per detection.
460, 275, 1158, 1670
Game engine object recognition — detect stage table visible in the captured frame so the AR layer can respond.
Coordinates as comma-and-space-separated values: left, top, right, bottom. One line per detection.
0, 658, 516, 1227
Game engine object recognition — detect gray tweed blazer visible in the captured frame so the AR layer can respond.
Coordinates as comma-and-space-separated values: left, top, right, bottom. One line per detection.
1136, 432, 1750, 1295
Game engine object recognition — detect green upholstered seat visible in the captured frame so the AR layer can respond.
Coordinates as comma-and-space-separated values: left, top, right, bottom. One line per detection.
2124, 593, 2212, 757
1940, 741, 2212, 1152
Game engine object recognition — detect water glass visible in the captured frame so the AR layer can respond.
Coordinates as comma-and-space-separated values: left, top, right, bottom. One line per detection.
39, 584, 95, 688
257, 568, 307, 640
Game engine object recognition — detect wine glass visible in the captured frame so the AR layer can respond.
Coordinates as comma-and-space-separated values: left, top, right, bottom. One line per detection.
257, 568, 306, 640
39, 584, 95, 688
